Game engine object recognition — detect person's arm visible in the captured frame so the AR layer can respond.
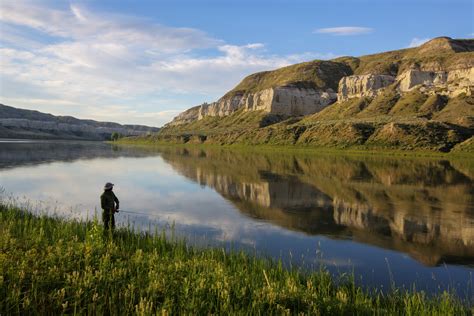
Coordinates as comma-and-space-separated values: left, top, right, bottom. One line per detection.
113, 192, 120, 210
100, 194, 106, 210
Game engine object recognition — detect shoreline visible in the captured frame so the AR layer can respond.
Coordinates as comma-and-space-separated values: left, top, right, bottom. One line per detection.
115, 138, 474, 159
1, 203, 472, 314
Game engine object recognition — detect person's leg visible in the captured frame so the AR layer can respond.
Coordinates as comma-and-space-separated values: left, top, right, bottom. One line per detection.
111, 213, 115, 230
102, 210, 110, 230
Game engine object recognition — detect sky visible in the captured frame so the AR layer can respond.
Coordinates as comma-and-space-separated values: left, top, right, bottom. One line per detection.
0, 0, 473, 127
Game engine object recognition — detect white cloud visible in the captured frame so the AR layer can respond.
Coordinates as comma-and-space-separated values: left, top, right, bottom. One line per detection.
408, 37, 430, 48
0, 2, 333, 126
88, 107, 183, 125
314, 26, 373, 36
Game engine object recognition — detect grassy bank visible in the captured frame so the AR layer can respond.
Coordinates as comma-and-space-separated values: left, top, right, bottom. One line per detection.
1, 204, 471, 315
116, 137, 474, 160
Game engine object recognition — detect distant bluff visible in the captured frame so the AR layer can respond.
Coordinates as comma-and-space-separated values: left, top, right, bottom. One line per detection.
0, 104, 160, 140
168, 37, 473, 126
136, 37, 473, 152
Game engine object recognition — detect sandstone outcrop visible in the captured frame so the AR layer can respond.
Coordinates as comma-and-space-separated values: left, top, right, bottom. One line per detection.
335, 67, 474, 103
160, 37, 474, 152
167, 106, 200, 126
197, 87, 337, 119
167, 59, 351, 125
396, 67, 474, 96
337, 74, 395, 101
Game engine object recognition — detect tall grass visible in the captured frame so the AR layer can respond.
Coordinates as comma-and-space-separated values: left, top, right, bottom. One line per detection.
1, 203, 471, 315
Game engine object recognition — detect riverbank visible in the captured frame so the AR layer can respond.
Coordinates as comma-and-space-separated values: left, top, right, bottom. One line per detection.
125, 100, 474, 155
1, 203, 471, 314
117, 137, 474, 160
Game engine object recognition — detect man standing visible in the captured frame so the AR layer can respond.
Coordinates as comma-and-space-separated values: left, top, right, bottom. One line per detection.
100, 182, 119, 230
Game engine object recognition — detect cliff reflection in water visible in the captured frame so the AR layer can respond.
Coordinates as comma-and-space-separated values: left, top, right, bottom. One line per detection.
158, 147, 474, 267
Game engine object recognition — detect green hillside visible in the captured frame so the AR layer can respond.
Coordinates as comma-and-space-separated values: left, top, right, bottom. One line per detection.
222, 60, 352, 99
221, 37, 474, 101
127, 37, 474, 153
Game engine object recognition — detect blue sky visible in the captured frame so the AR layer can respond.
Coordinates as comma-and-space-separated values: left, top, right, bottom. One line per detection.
1, 0, 473, 126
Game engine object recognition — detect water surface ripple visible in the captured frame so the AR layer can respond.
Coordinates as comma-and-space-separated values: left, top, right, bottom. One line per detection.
1, 140, 473, 298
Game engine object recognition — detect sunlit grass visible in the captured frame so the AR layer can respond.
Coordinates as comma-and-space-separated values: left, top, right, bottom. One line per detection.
1, 203, 471, 315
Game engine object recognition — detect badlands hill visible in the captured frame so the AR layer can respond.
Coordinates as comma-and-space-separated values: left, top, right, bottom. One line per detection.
135, 37, 474, 152
0, 104, 160, 140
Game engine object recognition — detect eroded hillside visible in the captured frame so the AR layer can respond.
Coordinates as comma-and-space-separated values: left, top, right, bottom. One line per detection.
133, 37, 474, 151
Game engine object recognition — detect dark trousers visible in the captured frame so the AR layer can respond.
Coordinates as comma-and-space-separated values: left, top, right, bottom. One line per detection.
102, 209, 115, 230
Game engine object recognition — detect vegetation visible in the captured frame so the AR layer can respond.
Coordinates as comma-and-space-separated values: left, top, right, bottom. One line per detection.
141, 87, 473, 152
220, 37, 473, 101
1, 203, 471, 315
222, 60, 352, 99
0, 103, 160, 141
352, 37, 473, 76
123, 38, 474, 153
111, 132, 123, 141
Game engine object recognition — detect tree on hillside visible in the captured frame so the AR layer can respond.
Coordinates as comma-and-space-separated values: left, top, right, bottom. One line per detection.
111, 132, 122, 141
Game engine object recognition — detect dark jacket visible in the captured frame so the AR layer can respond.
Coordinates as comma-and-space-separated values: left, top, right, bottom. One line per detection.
101, 190, 119, 212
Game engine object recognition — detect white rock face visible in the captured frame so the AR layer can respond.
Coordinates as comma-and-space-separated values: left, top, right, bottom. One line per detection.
199, 94, 244, 119
195, 87, 336, 120
166, 106, 200, 126
266, 87, 337, 116
168, 63, 474, 126
397, 67, 474, 96
337, 74, 396, 102
336, 67, 474, 103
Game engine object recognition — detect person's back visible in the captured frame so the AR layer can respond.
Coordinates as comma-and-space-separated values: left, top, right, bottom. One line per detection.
100, 182, 119, 230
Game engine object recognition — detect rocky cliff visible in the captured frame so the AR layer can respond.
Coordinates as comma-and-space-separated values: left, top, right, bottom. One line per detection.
336, 37, 474, 101
142, 37, 474, 152
168, 59, 350, 126
197, 87, 337, 119
337, 67, 473, 101
169, 86, 338, 127
168, 37, 473, 127
0, 104, 160, 140
397, 68, 473, 95
168, 106, 200, 127
337, 74, 395, 101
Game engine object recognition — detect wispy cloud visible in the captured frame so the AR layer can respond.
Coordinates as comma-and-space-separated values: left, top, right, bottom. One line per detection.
0, 3, 333, 126
407, 37, 430, 48
314, 26, 373, 36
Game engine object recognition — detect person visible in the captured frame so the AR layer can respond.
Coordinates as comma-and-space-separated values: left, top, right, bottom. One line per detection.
100, 182, 119, 230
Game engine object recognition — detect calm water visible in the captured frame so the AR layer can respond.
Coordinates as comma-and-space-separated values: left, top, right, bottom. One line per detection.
1, 140, 473, 299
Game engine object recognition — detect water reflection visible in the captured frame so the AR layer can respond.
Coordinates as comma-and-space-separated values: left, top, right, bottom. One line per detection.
1, 141, 473, 296
158, 147, 474, 267
0, 141, 151, 169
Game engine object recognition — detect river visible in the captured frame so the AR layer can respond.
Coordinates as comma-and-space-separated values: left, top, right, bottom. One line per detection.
1, 139, 473, 299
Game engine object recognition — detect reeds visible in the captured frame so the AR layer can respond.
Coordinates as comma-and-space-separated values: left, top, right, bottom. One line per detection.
1, 203, 470, 315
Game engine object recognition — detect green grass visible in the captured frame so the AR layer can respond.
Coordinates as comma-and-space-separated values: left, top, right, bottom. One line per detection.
152, 38, 474, 153
117, 138, 474, 160
144, 89, 473, 153
222, 60, 352, 99
221, 38, 474, 102
1, 203, 472, 315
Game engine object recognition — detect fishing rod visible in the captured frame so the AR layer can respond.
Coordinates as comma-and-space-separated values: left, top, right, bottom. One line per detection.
117, 209, 157, 216
116, 208, 177, 217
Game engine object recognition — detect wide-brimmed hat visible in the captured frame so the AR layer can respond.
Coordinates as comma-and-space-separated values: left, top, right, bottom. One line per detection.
104, 182, 114, 190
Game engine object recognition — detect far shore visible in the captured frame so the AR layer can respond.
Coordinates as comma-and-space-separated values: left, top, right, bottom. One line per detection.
115, 137, 474, 159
